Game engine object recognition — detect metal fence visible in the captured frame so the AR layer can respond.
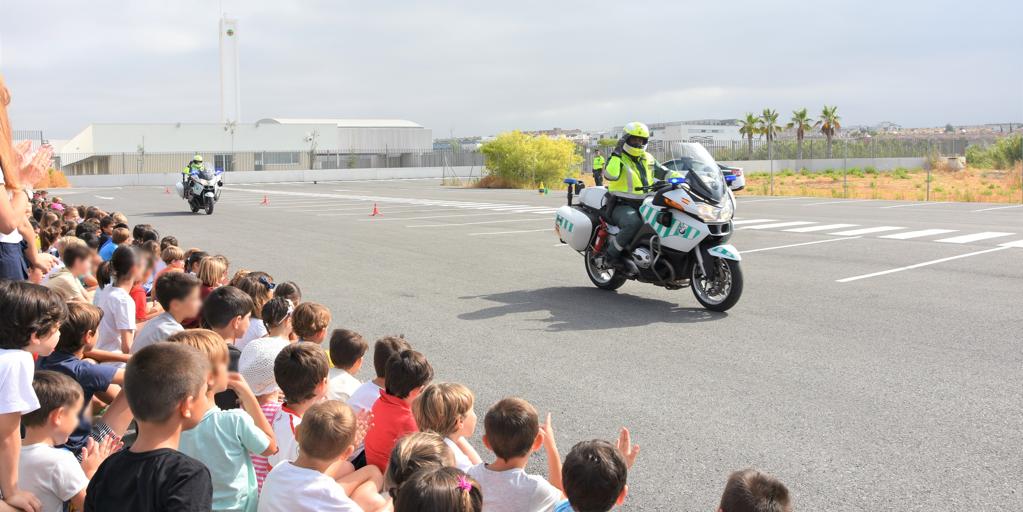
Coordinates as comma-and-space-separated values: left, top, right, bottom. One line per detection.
56, 148, 484, 176
700, 136, 995, 161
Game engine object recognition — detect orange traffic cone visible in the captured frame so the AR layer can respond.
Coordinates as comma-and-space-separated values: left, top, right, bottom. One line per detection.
164, 186, 171, 195
369, 203, 382, 216
260, 195, 270, 206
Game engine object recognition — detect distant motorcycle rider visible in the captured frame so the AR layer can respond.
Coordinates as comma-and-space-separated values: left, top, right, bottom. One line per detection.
602, 122, 679, 271
182, 154, 204, 199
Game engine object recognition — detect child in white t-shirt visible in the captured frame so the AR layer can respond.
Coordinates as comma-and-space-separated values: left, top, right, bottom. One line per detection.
259, 400, 386, 512
326, 329, 367, 402
412, 383, 482, 471
93, 246, 143, 365
19, 371, 121, 512
0, 280, 66, 512
233, 272, 274, 350
346, 335, 410, 414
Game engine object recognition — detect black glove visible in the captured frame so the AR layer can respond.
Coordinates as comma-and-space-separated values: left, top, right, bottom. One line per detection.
612, 136, 626, 157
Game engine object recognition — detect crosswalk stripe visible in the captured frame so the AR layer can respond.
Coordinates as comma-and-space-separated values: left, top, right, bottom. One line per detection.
936, 232, 1015, 244
999, 240, 1023, 248
784, 223, 858, 233
741, 221, 816, 230
829, 226, 905, 236
880, 229, 958, 240
730, 219, 777, 225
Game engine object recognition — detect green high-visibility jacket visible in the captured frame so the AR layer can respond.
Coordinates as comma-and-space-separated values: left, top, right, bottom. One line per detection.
603, 152, 677, 197
592, 155, 605, 171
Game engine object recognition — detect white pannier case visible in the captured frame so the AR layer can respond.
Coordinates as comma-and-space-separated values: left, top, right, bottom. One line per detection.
554, 205, 594, 251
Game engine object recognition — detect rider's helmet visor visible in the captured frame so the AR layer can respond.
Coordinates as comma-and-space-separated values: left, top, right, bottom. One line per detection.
626, 135, 648, 148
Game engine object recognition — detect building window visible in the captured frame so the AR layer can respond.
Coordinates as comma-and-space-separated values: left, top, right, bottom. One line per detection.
214, 154, 235, 173
261, 152, 300, 165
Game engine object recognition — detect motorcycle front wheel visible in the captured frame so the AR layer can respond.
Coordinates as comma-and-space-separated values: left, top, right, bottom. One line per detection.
691, 258, 743, 312
585, 248, 627, 291
204, 196, 215, 215
189, 199, 199, 213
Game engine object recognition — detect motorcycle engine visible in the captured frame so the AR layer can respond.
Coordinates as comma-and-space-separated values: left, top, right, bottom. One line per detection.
631, 247, 653, 269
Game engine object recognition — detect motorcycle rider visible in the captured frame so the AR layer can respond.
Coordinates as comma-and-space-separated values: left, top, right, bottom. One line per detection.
182, 154, 204, 199
591, 151, 605, 186
602, 122, 679, 272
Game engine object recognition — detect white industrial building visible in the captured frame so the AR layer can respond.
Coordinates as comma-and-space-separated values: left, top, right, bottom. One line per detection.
611, 119, 742, 146
59, 118, 433, 175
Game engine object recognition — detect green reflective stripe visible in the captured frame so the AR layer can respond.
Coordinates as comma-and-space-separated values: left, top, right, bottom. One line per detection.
555, 214, 574, 232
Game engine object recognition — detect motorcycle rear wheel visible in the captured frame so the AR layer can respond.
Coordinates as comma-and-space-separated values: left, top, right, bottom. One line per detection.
585, 248, 627, 291
691, 258, 743, 312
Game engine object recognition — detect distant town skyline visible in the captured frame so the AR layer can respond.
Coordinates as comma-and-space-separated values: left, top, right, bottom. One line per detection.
3, 0, 1021, 138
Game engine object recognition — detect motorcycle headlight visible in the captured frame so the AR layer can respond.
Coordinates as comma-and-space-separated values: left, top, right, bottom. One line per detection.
696, 198, 734, 223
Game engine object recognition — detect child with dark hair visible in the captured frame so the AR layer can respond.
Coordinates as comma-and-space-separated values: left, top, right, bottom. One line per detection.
261, 297, 295, 341
234, 272, 274, 349
93, 245, 142, 366
184, 249, 208, 274
260, 400, 386, 512
394, 466, 483, 512
268, 342, 329, 467
19, 371, 121, 512
44, 243, 92, 302
718, 468, 792, 512
364, 349, 434, 470
292, 302, 329, 344
467, 397, 564, 512
159, 235, 178, 251
272, 280, 302, 305
84, 343, 214, 512
202, 285, 256, 411
555, 430, 640, 512
130, 247, 159, 322
348, 335, 411, 415
132, 272, 202, 354
0, 281, 67, 512
326, 329, 367, 402
37, 302, 133, 458
98, 226, 130, 261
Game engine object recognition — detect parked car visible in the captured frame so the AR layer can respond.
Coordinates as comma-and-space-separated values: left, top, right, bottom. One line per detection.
717, 163, 745, 191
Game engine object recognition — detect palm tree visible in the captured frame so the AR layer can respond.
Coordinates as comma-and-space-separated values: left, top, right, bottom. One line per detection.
816, 105, 841, 158
759, 109, 782, 146
738, 113, 760, 158
787, 108, 813, 161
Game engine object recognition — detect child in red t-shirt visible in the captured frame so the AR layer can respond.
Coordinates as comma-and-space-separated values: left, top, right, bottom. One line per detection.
363, 350, 434, 469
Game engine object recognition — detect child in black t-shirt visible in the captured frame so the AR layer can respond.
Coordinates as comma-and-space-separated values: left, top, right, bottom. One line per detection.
84, 342, 214, 512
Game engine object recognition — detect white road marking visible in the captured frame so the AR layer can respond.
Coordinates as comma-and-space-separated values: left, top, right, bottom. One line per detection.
730, 219, 777, 225
829, 226, 905, 236
999, 240, 1023, 248
936, 232, 1015, 244
408, 218, 551, 228
805, 199, 875, 206
297, 205, 428, 213
880, 201, 950, 209
972, 204, 1023, 212
784, 223, 858, 233
736, 197, 805, 203
468, 228, 553, 236
880, 229, 958, 240
836, 246, 1013, 283
740, 221, 816, 230
94, 195, 114, 200
318, 208, 465, 217
359, 212, 516, 222
744, 236, 861, 253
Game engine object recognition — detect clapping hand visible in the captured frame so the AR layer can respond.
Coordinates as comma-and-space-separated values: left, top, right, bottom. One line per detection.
10, 140, 53, 189
354, 409, 374, 447
81, 434, 124, 478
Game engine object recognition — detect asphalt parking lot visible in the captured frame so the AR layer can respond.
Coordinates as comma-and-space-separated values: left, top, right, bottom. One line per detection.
61, 179, 1023, 511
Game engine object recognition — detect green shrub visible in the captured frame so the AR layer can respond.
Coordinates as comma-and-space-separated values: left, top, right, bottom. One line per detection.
892, 168, 910, 180
965, 135, 1022, 170
481, 131, 582, 187
864, 166, 878, 174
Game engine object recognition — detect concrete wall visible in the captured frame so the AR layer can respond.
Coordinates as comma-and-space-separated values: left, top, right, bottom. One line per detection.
718, 157, 926, 172
65, 166, 480, 188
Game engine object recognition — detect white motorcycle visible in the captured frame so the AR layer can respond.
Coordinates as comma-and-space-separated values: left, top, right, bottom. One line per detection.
174, 163, 223, 215
554, 145, 743, 312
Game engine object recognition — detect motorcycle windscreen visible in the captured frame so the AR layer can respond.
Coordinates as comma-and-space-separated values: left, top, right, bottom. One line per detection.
674, 145, 726, 203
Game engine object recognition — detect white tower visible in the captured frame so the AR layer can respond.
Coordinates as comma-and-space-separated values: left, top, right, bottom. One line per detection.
219, 17, 241, 123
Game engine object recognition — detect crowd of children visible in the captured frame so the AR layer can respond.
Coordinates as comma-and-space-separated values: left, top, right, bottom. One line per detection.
0, 195, 795, 511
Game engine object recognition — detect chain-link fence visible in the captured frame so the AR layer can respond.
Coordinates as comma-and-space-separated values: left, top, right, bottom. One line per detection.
702, 136, 995, 161
56, 148, 484, 176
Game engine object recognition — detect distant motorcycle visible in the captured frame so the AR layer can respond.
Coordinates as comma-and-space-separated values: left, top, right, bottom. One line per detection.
175, 163, 223, 215
554, 144, 743, 311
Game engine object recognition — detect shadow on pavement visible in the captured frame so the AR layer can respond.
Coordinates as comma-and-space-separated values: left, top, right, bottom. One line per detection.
138, 211, 202, 217
459, 286, 724, 331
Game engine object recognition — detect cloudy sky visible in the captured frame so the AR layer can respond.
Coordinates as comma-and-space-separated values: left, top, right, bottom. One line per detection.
2, 0, 1021, 138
